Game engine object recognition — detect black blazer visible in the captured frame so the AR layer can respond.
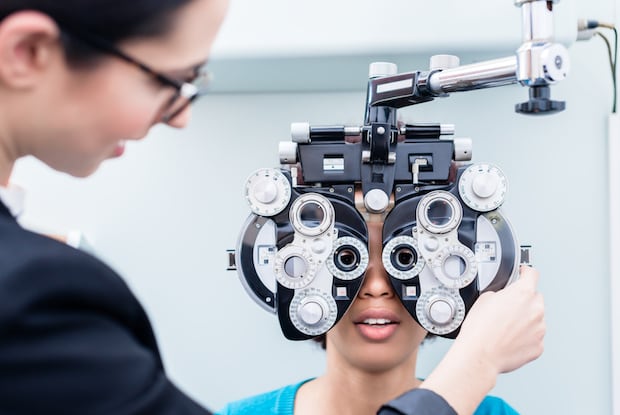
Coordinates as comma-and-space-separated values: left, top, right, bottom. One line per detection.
0, 201, 211, 415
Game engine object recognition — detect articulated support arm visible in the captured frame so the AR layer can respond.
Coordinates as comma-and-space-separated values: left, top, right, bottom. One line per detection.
365, 0, 569, 119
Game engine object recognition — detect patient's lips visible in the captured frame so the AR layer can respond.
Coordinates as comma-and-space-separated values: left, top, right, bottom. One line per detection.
354, 309, 400, 342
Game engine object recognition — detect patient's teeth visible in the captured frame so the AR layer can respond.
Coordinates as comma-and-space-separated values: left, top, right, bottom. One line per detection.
363, 318, 392, 325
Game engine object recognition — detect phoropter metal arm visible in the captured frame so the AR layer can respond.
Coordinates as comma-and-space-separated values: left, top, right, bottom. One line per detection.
365, 0, 570, 121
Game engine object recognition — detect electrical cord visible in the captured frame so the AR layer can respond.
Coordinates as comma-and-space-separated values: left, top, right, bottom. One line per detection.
579, 19, 618, 113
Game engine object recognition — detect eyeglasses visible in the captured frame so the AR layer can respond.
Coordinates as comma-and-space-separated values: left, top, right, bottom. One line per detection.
58, 24, 210, 123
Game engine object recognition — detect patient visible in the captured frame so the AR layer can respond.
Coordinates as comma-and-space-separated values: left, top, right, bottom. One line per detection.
218, 221, 535, 415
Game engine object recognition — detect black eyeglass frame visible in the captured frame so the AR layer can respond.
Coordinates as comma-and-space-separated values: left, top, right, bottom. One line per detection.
57, 23, 209, 122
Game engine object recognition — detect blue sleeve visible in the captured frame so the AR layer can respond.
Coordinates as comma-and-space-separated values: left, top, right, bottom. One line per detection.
378, 389, 457, 415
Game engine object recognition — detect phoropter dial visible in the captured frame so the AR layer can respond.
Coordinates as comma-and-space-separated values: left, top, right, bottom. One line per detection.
274, 245, 318, 289
458, 163, 508, 212
416, 286, 465, 335
244, 168, 292, 216
289, 288, 338, 336
429, 244, 478, 289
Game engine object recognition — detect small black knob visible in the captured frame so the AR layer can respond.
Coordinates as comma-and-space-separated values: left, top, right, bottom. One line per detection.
515, 85, 566, 115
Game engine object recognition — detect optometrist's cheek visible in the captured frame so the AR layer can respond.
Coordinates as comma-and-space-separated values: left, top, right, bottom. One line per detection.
106, 105, 160, 141
122, 87, 174, 130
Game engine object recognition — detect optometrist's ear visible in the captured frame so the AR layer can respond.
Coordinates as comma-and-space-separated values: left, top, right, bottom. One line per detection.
0, 11, 61, 89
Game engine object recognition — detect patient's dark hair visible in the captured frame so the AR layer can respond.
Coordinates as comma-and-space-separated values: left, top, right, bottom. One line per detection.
0, 0, 194, 65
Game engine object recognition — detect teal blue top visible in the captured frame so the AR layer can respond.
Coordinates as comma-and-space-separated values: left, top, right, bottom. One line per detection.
216, 379, 519, 414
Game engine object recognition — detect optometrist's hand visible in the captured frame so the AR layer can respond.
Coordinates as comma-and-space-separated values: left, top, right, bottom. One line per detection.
418, 266, 544, 415
459, 265, 545, 374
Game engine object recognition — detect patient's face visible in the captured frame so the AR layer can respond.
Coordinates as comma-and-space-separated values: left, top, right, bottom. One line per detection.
326, 222, 427, 373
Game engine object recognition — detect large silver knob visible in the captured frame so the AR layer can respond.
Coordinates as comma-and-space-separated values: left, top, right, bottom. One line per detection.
245, 168, 292, 216
416, 287, 465, 335
453, 138, 473, 161
369, 62, 398, 78
428, 297, 456, 325
364, 189, 390, 213
297, 298, 326, 326
429, 54, 460, 71
279, 141, 298, 164
291, 122, 310, 143
289, 288, 338, 336
458, 163, 508, 212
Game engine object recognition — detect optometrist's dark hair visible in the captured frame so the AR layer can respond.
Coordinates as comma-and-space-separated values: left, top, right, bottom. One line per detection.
311, 332, 437, 350
0, 0, 194, 65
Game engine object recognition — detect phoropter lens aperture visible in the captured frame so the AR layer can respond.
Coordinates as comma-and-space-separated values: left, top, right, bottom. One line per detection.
298, 202, 325, 228
391, 244, 418, 271
426, 199, 453, 227
284, 255, 307, 278
334, 246, 360, 272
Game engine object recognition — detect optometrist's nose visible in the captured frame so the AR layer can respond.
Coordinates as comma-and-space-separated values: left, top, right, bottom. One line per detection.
165, 106, 192, 128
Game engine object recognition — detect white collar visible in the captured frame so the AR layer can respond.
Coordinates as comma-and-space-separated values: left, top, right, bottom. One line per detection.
0, 183, 26, 217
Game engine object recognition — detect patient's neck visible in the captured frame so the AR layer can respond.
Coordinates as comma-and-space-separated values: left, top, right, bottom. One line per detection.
295, 349, 421, 415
